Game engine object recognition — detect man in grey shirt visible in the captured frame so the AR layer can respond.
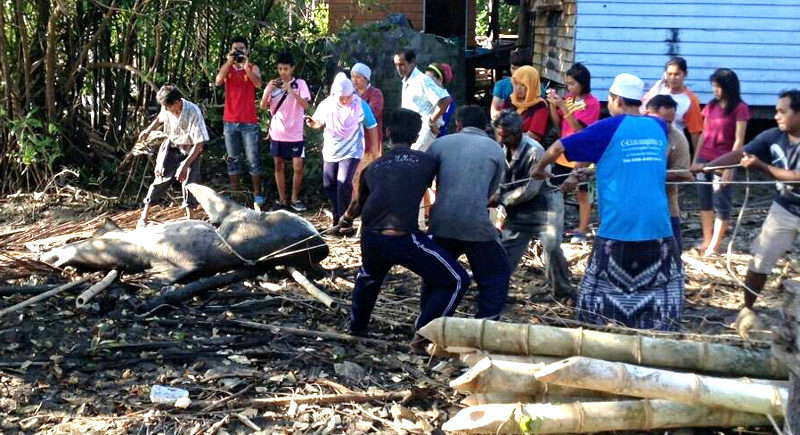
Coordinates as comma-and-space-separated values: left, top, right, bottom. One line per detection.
427, 105, 510, 319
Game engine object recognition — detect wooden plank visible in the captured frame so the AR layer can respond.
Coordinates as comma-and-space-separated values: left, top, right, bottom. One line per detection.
577, 14, 800, 31
575, 52, 800, 71
578, 28, 800, 45
578, 2, 800, 19
575, 40, 800, 58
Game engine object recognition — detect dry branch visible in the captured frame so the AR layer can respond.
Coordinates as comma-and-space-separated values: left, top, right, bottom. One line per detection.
418, 317, 789, 379
0, 275, 92, 318
535, 356, 788, 416
441, 400, 774, 434
287, 266, 335, 308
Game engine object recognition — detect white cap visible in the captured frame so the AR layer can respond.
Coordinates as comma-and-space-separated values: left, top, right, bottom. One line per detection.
351, 63, 372, 82
609, 73, 644, 101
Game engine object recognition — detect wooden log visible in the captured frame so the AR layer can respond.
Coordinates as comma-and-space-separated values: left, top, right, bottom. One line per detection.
287, 266, 335, 308
418, 317, 788, 379
535, 356, 788, 416
441, 400, 773, 434
461, 393, 538, 406
451, 357, 612, 400
75, 270, 119, 308
775, 279, 800, 434
459, 352, 560, 368
0, 275, 92, 318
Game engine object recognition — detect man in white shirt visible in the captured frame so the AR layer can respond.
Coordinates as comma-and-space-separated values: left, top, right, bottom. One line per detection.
393, 48, 451, 152
136, 85, 208, 227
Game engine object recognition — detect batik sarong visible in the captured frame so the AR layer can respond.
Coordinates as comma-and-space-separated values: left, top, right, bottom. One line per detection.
577, 236, 684, 331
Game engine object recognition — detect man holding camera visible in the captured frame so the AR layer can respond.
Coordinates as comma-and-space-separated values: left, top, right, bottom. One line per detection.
216, 36, 265, 210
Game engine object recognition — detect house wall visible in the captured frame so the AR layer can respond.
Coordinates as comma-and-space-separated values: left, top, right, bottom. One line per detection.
571, 0, 800, 106
328, 0, 424, 33
530, 0, 577, 85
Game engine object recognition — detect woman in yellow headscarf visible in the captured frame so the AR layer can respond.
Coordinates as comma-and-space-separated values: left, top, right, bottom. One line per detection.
506, 65, 550, 141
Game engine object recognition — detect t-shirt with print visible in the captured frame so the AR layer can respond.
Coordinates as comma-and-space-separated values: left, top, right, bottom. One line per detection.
223, 65, 259, 124
312, 97, 378, 162
158, 99, 209, 150
699, 101, 750, 161
743, 128, 800, 217
265, 78, 311, 142
401, 67, 450, 120
561, 114, 672, 241
556, 92, 601, 167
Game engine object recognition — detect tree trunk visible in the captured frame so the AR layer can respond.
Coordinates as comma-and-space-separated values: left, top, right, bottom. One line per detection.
0, 0, 19, 117
14, 0, 32, 111
45, 2, 64, 121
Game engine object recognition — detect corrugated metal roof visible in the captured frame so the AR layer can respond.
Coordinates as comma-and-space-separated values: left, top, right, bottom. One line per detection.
575, 0, 800, 106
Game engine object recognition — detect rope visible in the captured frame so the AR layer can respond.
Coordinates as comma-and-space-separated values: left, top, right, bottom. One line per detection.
723, 168, 763, 299
212, 226, 337, 266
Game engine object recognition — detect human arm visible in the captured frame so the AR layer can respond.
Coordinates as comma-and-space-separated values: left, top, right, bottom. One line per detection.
430, 96, 452, 125
287, 80, 310, 110
305, 117, 323, 129
176, 141, 204, 182
685, 92, 704, 150
500, 148, 544, 206
259, 84, 273, 110
547, 92, 562, 129
720, 120, 748, 183
243, 60, 262, 88
667, 127, 693, 182
137, 115, 164, 142
740, 153, 800, 182
341, 168, 371, 225
531, 141, 564, 180
215, 53, 236, 86
491, 96, 505, 120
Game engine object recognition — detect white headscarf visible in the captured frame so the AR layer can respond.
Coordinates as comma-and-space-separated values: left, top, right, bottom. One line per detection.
351, 63, 372, 82
331, 72, 354, 97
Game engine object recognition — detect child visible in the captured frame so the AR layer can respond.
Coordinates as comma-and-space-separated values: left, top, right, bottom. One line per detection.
260, 51, 311, 212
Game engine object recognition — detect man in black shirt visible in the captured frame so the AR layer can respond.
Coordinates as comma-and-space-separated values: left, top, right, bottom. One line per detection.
693, 90, 800, 316
339, 109, 469, 345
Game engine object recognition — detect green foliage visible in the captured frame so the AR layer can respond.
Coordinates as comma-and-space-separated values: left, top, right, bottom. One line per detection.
3, 108, 63, 168
476, 0, 519, 36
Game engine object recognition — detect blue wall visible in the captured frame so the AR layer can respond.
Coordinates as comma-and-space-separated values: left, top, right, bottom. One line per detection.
574, 0, 800, 107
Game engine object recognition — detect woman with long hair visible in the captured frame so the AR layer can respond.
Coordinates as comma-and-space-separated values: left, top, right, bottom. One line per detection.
694, 68, 750, 255
547, 63, 601, 242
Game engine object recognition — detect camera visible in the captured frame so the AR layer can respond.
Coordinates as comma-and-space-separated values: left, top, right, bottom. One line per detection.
232, 49, 245, 63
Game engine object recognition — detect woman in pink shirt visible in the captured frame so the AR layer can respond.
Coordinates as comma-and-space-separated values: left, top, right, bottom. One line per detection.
694, 68, 750, 255
547, 63, 600, 242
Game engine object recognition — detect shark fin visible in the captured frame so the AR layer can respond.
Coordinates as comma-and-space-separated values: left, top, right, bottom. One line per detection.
92, 218, 123, 237
184, 183, 248, 225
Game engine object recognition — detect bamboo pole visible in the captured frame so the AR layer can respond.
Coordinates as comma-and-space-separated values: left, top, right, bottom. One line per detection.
0, 275, 93, 318
459, 352, 560, 368
451, 357, 612, 399
441, 400, 774, 434
534, 356, 788, 416
287, 267, 335, 308
76, 270, 119, 308
418, 317, 788, 379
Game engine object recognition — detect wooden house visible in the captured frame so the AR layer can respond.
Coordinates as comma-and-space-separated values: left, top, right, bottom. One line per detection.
527, 0, 800, 110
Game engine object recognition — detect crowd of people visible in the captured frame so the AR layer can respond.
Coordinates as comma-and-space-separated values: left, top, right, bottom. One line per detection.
134, 37, 800, 349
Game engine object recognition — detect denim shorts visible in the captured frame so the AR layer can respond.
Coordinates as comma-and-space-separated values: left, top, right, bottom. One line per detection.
695, 156, 732, 219
224, 122, 262, 176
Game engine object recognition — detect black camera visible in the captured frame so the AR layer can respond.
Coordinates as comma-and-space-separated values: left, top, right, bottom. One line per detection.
232, 49, 245, 63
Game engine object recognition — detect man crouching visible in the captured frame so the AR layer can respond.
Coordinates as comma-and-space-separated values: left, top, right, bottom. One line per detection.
339, 108, 469, 352
136, 85, 208, 227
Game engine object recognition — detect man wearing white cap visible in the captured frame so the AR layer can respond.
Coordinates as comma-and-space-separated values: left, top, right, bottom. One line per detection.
532, 73, 684, 331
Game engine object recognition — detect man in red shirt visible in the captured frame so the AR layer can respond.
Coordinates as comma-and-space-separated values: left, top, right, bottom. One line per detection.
215, 36, 265, 210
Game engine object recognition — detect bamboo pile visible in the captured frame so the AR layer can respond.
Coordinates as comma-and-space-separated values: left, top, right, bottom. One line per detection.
425, 317, 787, 433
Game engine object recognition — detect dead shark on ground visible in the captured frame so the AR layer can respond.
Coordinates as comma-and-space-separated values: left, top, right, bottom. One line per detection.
39, 183, 329, 282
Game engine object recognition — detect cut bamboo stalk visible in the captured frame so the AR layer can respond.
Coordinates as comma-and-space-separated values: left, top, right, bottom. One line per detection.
0, 275, 93, 318
451, 357, 613, 399
459, 352, 560, 368
287, 266, 335, 308
535, 356, 788, 416
441, 400, 774, 434
75, 270, 119, 308
461, 393, 537, 406
418, 317, 788, 379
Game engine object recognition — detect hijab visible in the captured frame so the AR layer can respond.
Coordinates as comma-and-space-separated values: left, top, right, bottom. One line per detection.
511, 66, 544, 114
322, 73, 363, 139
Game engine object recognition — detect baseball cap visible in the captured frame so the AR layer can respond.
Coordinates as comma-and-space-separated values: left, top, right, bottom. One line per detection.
609, 73, 644, 101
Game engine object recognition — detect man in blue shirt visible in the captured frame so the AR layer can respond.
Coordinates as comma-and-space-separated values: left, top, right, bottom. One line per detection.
532, 73, 684, 331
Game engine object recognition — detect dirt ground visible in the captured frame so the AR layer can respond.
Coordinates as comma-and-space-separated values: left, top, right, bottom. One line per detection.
0, 181, 795, 434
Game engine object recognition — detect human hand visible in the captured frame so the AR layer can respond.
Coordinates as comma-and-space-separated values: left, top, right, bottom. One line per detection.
740, 153, 764, 170
546, 89, 561, 107
487, 192, 501, 208
689, 162, 707, 174
226, 52, 237, 65
721, 168, 734, 185
531, 165, 552, 180
428, 118, 440, 136
561, 174, 579, 192
176, 164, 189, 183
137, 130, 150, 143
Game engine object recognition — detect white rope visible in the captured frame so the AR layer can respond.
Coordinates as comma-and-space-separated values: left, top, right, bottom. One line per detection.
212, 226, 336, 266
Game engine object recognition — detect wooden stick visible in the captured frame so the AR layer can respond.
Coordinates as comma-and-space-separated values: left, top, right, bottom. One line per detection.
287, 266, 335, 308
75, 270, 119, 308
242, 390, 415, 407
441, 400, 773, 434
0, 275, 92, 318
418, 317, 789, 379
535, 356, 788, 416
226, 319, 404, 349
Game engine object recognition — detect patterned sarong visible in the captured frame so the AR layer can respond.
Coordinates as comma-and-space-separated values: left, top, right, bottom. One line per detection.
577, 236, 684, 331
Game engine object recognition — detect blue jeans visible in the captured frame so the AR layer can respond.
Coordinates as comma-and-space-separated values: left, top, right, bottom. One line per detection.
350, 231, 470, 334
432, 236, 511, 319
224, 122, 262, 176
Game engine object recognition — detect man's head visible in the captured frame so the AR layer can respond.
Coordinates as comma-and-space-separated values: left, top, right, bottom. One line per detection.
393, 48, 416, 79
276, 52, 294, 81
645, 94, 678, 123
156, 85, 183, 116
509, 49, 533, 75
776, 90, 800, 133
455, 105, 488, 131
492, 110, 524, 149
664, 57, 688, 92
230, 36, 249, 60
388, 109, 422, 147
607, 73, 643, 115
